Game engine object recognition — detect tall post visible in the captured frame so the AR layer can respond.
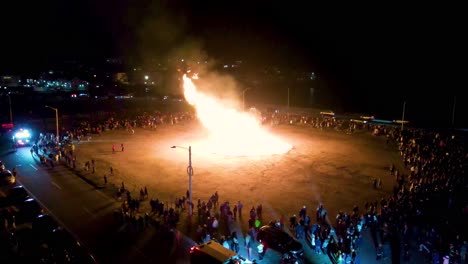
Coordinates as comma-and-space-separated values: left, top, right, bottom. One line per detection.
187, 146, 193, 216
7, 94, 13, 124
287, 87, 290, 110
46, 106, 59, 142
401, 101, 406, 130
55, 108, 59, 142
451, 96, 456, 127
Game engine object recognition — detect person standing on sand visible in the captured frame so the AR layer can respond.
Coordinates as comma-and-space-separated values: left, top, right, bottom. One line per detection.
237, 201, 243, 218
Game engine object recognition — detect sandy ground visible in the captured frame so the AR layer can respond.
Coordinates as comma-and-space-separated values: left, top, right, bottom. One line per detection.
73, 121, 406, 231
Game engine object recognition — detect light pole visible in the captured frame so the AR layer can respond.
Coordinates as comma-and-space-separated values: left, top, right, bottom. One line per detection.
7, 93, 13, 124
45, 105, 59, 142
242, 87, 252, 112
451, 96, 456, 127
171, 145, 193, 216
401, 101, 406, 130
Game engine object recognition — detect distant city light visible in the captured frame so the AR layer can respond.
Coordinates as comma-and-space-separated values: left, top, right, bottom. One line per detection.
144, 75, 149, 80
310, 72, 316, 80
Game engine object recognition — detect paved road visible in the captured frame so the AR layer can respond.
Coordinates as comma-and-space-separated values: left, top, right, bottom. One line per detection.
1, 147, 191, 264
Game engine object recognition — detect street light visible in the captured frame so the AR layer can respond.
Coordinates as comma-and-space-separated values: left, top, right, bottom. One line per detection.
451, 96, 456, 127
7, 92, 13, 124
401, 101, 406, 130
242, 87, 252, 112
171, 145, 193, 216
45, 105, 59, 142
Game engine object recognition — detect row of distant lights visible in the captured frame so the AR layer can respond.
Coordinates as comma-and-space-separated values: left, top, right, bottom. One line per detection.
223, 65, 239, 68
131, 60, 209, 72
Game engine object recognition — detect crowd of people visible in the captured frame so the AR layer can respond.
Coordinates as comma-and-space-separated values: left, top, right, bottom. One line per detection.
270, 112, 467, 263
23, 107, 467, 263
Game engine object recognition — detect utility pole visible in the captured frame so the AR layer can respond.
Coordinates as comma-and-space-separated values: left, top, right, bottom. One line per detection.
7, 93, 13, 124
188, 146, 193, 216
451, 96, 456, 127
287, 87, 290, 110
171, 145, 193, 216
45, 106, 59, 142
401, 101, 406, 130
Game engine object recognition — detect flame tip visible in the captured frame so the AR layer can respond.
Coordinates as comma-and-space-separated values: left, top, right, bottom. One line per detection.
182, 75, 291, 156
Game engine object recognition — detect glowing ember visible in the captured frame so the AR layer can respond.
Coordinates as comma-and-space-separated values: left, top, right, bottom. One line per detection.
183, 74, 292, 156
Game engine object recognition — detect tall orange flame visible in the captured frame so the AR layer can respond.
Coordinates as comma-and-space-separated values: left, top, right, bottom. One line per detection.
183, 74, 292, 156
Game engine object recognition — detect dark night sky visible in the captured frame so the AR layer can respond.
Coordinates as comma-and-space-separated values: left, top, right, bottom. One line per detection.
1, 1, 466, 125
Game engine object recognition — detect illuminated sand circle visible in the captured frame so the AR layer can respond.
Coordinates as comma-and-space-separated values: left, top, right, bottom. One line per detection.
182, 74, 292, 156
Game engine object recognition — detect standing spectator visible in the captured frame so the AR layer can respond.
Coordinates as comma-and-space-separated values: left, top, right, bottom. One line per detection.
237, 201, 243, 218
299, 205, 307, 219
377, 178, 382, 189
316, 204, 323, 222
245, 232, 252, 259
257, 240, 265, 260
112, 144, 115, 153
231, 231, 239, 253
121, 143, 124, 152
222, 236, 230, 250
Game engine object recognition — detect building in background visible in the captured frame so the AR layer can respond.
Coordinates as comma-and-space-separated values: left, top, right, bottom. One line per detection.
0, 75, 21, 87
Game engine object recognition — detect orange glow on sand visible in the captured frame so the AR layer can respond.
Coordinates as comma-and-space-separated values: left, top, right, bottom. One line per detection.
183, 74, 292, 156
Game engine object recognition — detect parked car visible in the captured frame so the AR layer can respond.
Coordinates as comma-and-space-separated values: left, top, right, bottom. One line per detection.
0, 229, 18, 262
6, 185, 30, 205
32, 214, 59, 239
0, 185, 29, 208
48, 228, 98, 264
0, 169, 15, 186
256, 225, 304, 259
15, 198, 44, 223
